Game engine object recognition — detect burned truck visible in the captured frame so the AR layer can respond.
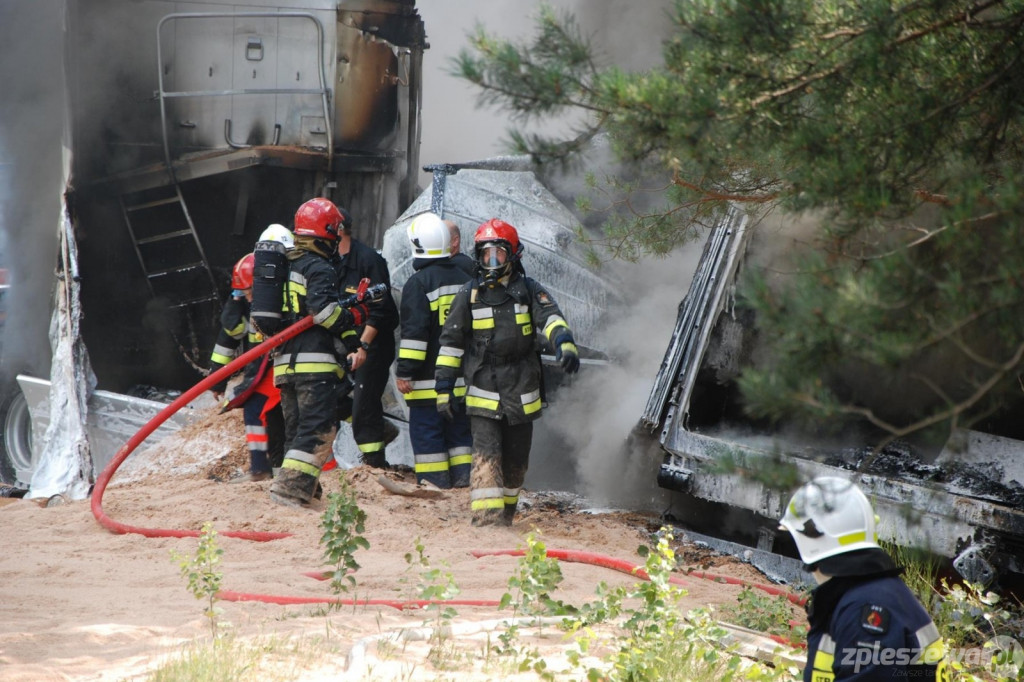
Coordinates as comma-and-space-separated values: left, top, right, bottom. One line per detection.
0, 0, 426, 490
642, 208, 1024, 586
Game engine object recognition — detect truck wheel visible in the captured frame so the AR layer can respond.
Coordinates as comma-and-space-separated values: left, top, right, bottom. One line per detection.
0, 382, 34, 487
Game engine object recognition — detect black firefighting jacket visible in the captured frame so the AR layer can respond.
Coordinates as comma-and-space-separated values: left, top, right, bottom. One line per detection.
435, 273, 573, 424
332, 238, 399, 352
208, 296, 268, 397
273, 249, 352, 383
396, 257, 472, 407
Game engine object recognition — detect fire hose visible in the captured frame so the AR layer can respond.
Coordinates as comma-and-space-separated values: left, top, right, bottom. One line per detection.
87, 310, 806, 640
90, 314, 315, 541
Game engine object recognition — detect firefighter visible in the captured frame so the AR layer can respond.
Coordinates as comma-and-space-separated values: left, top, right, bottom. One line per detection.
395, 213, 473, 488
270, 198, 370, 507
331, 206, 400, 469
434, 218, 580, 526
446, 218, 476, 277
779, 477, 947, 681
208, 249, 285, 482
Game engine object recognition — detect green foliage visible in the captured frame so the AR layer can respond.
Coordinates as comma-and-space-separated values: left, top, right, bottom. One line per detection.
318, 479, 369, 601
499, 531, 574, 618
170, 521, 225, 639
456, 0, 1024, 442
563, 529, 799, 681
722, 586, 804, 640
403, 537, 463, 670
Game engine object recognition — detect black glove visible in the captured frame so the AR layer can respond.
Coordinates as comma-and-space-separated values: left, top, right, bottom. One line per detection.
435, 377, 455, 421
553, 332, 580, 374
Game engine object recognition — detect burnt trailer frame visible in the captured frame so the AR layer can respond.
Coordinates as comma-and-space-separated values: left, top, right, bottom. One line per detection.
644, 208, 1024, 586
63, 0, 425, 394
1, 0, 427, 489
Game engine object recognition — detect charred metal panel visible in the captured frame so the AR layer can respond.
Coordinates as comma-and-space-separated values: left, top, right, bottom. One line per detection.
641, 207, 749, 433
381, 167, 622, 356
659, 428, 1024, 565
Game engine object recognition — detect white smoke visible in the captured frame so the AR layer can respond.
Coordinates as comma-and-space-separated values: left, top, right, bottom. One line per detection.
0, 1, 64, 382
416, 0, 685, 509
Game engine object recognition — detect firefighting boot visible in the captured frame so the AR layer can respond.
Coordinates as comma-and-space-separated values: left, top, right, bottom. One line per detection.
501, 499, 518, 527
269, 467, 318, 507
360, 449, 390, 469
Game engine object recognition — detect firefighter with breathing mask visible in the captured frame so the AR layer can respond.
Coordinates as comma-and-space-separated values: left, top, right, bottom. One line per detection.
434, 218, 580, 526
779, 476, 947, 681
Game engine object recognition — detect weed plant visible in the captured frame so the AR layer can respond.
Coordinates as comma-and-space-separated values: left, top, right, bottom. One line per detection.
170, 521, 225, 639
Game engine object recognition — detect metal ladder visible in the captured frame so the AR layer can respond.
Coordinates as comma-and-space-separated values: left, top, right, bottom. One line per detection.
119, 183, 221, 367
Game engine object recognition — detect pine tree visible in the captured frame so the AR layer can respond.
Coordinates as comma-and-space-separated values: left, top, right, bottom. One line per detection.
454, 1, 1024, 445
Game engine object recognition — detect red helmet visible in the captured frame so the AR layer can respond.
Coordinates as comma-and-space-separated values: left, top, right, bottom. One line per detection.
294, 198, 346, 241
474, 219, 522, 279
230, 253, 255, 290
474, 218, 520, 253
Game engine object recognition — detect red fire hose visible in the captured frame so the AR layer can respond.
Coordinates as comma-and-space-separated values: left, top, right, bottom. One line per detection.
90, 315, 315, 540
87, 313, 805, 648
472, 548, 807, 607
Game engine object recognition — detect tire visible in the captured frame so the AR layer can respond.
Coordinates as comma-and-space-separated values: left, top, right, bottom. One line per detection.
0, 380, 35, 487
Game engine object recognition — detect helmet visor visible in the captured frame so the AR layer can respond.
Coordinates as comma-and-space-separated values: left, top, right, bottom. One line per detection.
478, 242, 510, 270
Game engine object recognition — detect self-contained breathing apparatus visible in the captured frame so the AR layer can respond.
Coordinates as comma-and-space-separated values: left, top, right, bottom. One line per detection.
250, 236, 291, 337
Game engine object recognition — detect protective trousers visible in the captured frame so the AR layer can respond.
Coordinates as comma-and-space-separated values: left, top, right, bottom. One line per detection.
272, 376, 341, 504
468, 416, 532, 526
242, 370, 284, 475
408, 403, 472, 488
351, 341, 395, 468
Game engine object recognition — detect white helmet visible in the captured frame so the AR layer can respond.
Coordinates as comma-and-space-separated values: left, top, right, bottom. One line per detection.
779, 476, 880, 565
407, 212, 451, 259
258, 223, 295, 250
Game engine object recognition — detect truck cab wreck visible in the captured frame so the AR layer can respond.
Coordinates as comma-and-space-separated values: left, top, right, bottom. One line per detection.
644, 208, 1024, 587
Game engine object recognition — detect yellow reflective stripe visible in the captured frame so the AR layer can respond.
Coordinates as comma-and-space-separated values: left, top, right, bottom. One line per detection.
210, 352, 232, 365
504, 495, 518, 504
406, 388, 438, 401
471, 498, 505, 510
281, 459, 321, 477
274, 363, 344, 377
341, 329, 357, 339
316, 303, 344, 327
472, 318, 495, 330
811, 650, 834, 681
398, 348, 428, 360
467, 395, 499, 410
838, 531, 867, 545
454, 386, 466, 397
415, 461, 450, 473
543, 316, 569, 338
437, 355, 462, 368
522, 397, 542, 414
358, 442, 384, 453
450, 453, 472, 467
226, 321, 246, 337
515, 313, 531, 325
429, 293, 458, 311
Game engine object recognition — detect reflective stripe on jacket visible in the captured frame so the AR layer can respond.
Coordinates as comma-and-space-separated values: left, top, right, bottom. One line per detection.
805, 575, 945, 681
397, 258, 472, 407
435, 273, 571, 424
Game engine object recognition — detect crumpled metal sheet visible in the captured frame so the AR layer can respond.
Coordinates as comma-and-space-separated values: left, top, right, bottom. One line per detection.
382, 168, 624, 355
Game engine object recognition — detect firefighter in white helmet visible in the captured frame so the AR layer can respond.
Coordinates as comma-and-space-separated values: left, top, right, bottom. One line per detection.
779, 477, 947, 681
395, 212, 473, 488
